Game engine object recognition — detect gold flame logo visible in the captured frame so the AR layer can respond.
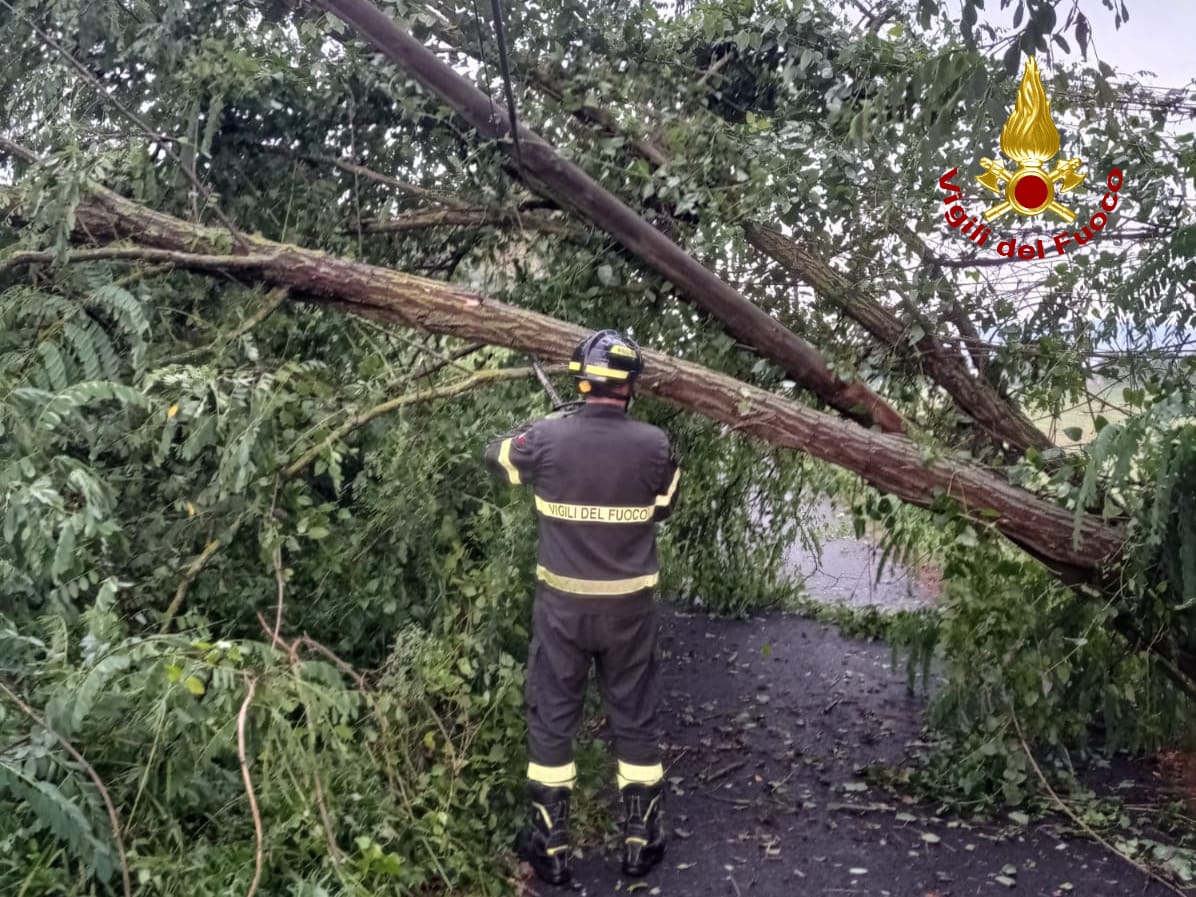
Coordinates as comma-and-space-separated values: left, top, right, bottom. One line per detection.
975, 57, 1086, 222
1000, 57, 1061, 164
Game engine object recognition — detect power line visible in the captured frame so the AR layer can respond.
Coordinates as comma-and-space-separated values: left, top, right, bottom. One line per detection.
488, 0, 522, 168
467, 0, 497, 130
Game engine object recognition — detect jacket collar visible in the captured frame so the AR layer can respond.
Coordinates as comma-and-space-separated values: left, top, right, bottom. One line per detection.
577, 401, 628, 418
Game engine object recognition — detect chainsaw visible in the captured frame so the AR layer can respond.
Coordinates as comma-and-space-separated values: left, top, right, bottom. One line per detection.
529, 355, 584, 417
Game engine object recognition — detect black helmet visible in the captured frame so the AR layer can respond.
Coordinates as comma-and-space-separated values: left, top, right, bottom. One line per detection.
570, 329, 643, 396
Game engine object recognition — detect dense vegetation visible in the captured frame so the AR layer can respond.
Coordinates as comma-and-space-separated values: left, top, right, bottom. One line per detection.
1, 0, 1194, 893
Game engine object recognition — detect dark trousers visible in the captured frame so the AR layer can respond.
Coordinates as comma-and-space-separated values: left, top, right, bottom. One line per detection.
525, 587, 661, 768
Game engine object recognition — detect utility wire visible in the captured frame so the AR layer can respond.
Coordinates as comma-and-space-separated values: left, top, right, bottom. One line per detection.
488, 0, 523, 169
469, 0, 497, 128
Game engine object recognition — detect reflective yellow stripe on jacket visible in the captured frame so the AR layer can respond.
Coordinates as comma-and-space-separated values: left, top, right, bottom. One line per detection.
655, 468, 681, 507
536, 565, 658, 596
534, 495, 654, 524
497, 437, 521, 485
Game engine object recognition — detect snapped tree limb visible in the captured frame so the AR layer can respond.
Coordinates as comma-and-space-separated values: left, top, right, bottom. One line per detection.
281, 365, 553, 480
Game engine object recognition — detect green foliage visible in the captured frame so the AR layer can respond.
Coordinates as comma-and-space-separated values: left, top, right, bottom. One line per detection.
657, 404, 818, 614
1141, 424, 1196, 610
0, 0, 1193, 891
0, 758, 117, 883
813, 407, 1196, 809
882, 514, 1192, 809
856, 537, 1175, 809
0, 593, 531, 895
0, 263, 544, 892
1118, 224, 1196, 319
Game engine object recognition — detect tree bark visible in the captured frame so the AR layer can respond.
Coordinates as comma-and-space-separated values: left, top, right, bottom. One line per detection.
3, 181, 1123, 580
744, 223, 1055, 454
357, 206, 580, 239
312, 0, 906, 435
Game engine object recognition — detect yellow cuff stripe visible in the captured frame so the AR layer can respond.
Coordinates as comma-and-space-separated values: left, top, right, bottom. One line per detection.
528, 761, 577, 789
498, 437, 521, 485
568, 361, 629, 380
655, 467, 681, 508
535, 495, 654, 524
536, 565, 658, 596
617, 760, 664, 789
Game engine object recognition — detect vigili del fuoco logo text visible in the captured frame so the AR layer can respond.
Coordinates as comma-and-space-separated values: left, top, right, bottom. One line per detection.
938, 57, 1124, 260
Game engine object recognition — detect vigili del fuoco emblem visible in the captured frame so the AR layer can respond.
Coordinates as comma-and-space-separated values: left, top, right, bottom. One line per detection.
976, 57, 1085, 222
938, 56, 1124, 260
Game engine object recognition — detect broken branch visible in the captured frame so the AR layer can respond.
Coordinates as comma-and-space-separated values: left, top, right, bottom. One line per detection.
281, 365, 551, 480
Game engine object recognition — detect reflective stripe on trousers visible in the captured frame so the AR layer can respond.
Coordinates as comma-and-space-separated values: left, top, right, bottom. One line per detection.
535, 565, 658, 596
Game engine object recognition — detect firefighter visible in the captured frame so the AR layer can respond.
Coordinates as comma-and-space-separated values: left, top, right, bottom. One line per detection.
484, 329, 680, 885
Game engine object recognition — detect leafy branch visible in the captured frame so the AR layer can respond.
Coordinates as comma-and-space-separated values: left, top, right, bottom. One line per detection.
281, 365, 551, 480
158, 364, 552, 631
158, 512, 248, 634
0, 0, 248, 249
0, 680, 132, 897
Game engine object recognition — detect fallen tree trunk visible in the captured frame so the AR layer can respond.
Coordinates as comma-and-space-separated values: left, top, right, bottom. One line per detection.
312, 0, 906, 435
1, 180, 1123, 580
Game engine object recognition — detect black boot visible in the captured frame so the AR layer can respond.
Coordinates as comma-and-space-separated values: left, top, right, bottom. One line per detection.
514, 782, 572, 885
620, 782, 665, 877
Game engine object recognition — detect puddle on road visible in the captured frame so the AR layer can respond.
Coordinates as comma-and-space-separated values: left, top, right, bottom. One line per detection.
781, 501, 937, 613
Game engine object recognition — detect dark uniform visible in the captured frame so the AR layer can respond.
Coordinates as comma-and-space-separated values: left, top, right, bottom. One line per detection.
484, 330, 679, 885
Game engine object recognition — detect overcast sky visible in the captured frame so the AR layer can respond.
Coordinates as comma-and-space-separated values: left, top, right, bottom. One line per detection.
1080, 0, 1193, 89
960, 0, 1195, 90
